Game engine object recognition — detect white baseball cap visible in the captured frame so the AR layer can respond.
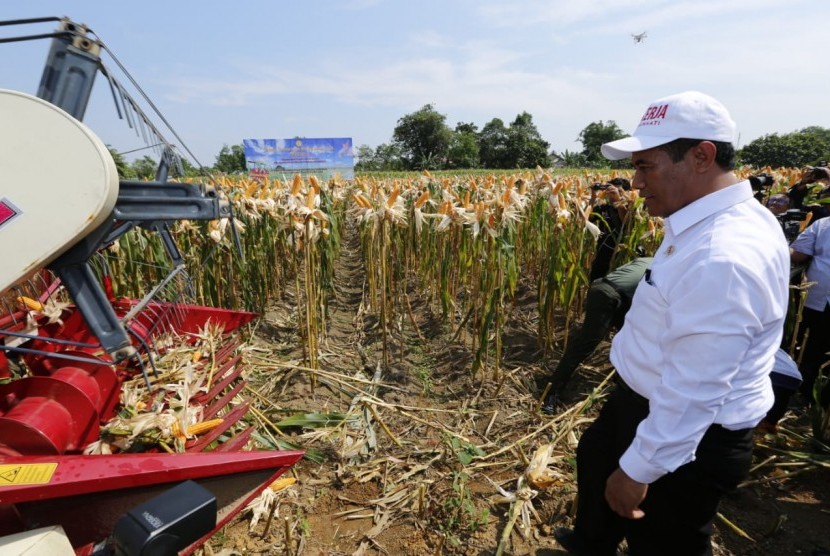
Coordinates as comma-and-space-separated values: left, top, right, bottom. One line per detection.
601, 91, 737, 160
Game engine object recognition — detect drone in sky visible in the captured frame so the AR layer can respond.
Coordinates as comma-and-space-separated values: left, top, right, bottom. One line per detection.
632, 31, 647, 44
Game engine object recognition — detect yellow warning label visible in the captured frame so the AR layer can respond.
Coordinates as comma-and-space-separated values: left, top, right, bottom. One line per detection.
0, 463, 57, 486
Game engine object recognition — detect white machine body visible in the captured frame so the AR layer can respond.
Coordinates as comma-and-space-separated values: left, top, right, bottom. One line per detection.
0, 88, 119, 292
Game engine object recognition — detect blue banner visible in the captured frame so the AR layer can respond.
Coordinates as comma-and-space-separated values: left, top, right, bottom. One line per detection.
243, 138, 354, 180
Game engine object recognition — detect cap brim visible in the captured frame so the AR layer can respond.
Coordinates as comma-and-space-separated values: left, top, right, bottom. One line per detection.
601, 135, 679, 160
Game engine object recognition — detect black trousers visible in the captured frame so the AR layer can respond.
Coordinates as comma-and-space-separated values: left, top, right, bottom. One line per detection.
573, 385, 754, 556
799, 304, 830, 403
548, 280, 626, 391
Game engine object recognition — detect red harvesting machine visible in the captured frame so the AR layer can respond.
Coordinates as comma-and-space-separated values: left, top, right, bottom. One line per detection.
0, 17, 302, 555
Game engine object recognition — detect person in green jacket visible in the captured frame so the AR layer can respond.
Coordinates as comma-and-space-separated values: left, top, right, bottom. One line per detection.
541, 257, 653, 414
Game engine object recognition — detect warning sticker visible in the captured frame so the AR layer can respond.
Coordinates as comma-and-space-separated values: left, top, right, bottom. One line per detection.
0, 463, 57, 486
0, 197, 22, 228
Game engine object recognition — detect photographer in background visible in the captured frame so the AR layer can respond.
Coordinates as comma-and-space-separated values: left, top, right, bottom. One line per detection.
749, 172, 775, 204
788, 163, 830, 222
589, 177, 631, 281
750, 174, 807, 244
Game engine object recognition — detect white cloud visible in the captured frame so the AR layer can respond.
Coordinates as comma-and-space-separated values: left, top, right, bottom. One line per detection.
134, 0, 830, 157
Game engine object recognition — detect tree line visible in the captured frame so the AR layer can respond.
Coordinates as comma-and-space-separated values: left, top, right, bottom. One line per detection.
109, 144, 246, 179
110, 105, 830, 177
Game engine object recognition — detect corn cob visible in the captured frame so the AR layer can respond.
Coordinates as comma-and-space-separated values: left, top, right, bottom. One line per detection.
268, 476, 297, 492
172, 418, 224, 438
414, 190, 430, 209
17, 296, 43, 312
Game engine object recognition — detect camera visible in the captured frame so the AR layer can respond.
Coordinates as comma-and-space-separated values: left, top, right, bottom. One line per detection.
591, 182, 607, 191
748, 173, 774, 191
808, 161, 828, 182
776, 208, 809, 243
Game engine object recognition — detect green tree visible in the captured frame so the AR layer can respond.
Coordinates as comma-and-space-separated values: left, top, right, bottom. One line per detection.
108, 146, 135, 179
392, 104, 453, 170
374, 143, 405, 171
354, 144, 377, 171
505, 112, 550, 168
739, 127, 830, 168
214, 144, 247, 173
131, 156, 158, 180
447, 122, 480, 169
551, 149, 588, 168
478, 118, 510, 168
577, 120, 627, 167
455, 122, 478, 135
180, 158, 203, 177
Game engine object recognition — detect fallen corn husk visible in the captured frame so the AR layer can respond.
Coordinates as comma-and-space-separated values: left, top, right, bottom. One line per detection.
525, 443, 564, 489
244, 475, 298, 530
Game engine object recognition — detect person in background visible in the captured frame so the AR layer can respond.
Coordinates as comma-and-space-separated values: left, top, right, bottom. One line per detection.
765, 193, 790, 216
815, 186, 830, 222
790, 212, 830, 405
554, 91, 789, 556
788, 165, 830, 222
758, 348, 802, 433
589, 178, 632, 281
540, 257, 652, 414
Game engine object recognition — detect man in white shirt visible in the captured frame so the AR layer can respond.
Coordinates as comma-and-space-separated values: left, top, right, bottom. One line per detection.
790, 215, 830, 404
554, 91, 790, 556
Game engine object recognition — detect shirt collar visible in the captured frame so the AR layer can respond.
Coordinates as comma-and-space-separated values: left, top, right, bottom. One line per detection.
665, 180, 753, 236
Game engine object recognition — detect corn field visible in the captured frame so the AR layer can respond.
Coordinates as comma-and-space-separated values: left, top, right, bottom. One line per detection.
102, 165, 813, 378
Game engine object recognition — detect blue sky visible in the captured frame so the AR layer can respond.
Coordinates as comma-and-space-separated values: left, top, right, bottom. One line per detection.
2, 1, 828, 167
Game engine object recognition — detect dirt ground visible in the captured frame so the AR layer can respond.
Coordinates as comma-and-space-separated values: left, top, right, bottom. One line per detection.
204, 224, 830, 556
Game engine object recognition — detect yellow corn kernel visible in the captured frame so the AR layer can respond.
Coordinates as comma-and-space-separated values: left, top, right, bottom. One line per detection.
17, 296, 43, 312
173, 418, 224, 438
414, 190, 430, 209
386, 187, 400, 208
291, 174, 303, 196
268, 476, 297, 492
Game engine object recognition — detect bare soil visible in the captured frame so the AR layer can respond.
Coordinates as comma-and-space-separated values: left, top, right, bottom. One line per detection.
205, 224, 830, 556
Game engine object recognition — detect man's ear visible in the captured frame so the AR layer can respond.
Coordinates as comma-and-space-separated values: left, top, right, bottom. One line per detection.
690, 141, 717, 173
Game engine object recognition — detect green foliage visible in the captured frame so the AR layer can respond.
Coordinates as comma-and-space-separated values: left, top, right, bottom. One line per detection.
447, 435, 486, 466
214, 143, 247, 173
504, 112, 551, 168
180, 158, 204, 177
478, 118, 510, 168
477, 113, 551, 169
375, 143, 405, 170
553, 149, 588, 168
447, 129, 480, 169
372, 110, 547, 170
577, 120, 628, 168
738, 127, 830, 168
132, 155, 158, 180
355, 143, 407, 171
354, 144, 378, 170
108, 146, 136, 179
274, 412, 353, 429
393, 104, 453, 170
438, 471, 490, 546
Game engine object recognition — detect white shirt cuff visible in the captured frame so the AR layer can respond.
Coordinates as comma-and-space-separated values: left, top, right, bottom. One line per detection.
619, 445, 668, 484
